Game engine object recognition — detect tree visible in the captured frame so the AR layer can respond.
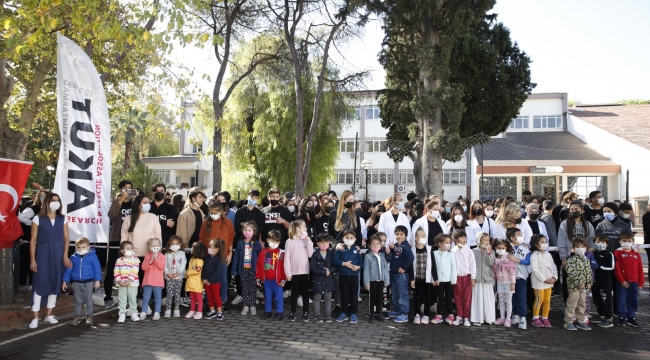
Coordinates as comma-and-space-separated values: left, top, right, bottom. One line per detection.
124, 163, 162, 195
373, 1, 534, 198
111, 108, 150, 174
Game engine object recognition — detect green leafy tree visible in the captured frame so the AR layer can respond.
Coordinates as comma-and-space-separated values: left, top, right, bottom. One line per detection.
111, 108, 150, 174
124, 163, 162, 195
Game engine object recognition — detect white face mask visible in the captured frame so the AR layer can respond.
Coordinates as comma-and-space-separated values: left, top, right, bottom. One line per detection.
597, 198, 605, 205
515, 236, 524, 244
442, 244, 450, 251
595, 243, 607, 251
210, 213, 221, 220
288, 205, 295, 213
418, 238, 427, 245
169, 245, 181, 252
76, 249, 88, 256
454, 215, 463, 223
480, 244, 487, 249
49, 201, 61, 211
150, 246, 161, 253
267, 242, 279, 250
141, 203, 151, 213
621, 242, 633, 249
574, 247, 586, 256
484, 210, 494, 218
620, 213, 630, 219
428, 210, 439, 218
124, 250, 135, 257
496, 249, 506, 256
344, 240, 355, 247
540, 243, 548, 251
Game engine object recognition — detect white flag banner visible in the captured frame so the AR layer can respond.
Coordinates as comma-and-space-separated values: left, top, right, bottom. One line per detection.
54, 33, 111, 243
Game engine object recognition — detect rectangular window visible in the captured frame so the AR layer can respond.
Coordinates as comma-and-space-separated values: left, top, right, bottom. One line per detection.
191, 144, 202, 154
533, 115, 562, 129
398, 170, 415, 184
568, 176, 608, 200
365, 106, 380, 120
339, 139, 357, 153
443, 169, 466, 185
346, 107, 360, 120
509, 116, 529, 129
481, 176, 517, 201
152, 170, 170, 184
364, 138, 389, 152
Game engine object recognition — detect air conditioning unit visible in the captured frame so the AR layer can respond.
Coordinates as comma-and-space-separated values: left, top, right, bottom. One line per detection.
397, 185, 406, 192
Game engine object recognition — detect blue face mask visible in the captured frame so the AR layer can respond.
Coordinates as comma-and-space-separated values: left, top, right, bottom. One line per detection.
603, 213, 616, 222
396, 201, 405, 210
462, 206, 467, 212
247, 198, 257, 206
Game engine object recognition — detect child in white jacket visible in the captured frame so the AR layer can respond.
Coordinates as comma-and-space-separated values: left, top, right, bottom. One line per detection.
530, 234, 558, 328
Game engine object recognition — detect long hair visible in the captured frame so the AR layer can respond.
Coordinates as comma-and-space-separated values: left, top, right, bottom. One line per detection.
205, 201, 226, 236
316, 199, 334, 219
565, 200, 587, 240
366, 204, 386, 228
492, 238, 514, 254
449, 204, 468, 231
128, 194, 148, 233
209, 239, 226, 262
240, 221, 258, 240
39, 192, 63, 217
172, 193, 184, 214
334, 189, 357, 232
468, 200, 484, 220
289, 219, 306, 239
495, 204, 519, 227
297, 198, 311, 219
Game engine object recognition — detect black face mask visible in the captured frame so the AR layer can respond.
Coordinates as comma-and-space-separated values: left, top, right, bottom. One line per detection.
528, 213, 539, 221
270, 199, 279, 206
154, 192, 165, 201
571, 211, 581, 219
355, 209, 362, 216
164, 198, 171, 204
344, 201, 353, 209
473, 208, 483, 216
325, 207, 334, 213
514, 218, 522, 224
306, 206, 315, 213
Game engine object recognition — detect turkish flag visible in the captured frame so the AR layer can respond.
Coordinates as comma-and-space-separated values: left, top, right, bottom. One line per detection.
0, 158, 33, 249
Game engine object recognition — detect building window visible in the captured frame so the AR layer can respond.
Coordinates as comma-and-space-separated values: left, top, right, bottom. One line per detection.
533, 115, 562, 129
399, 170, 415, 184
339, 139, 357, 153
443, 169, 466, 185
346, 107, 360, 120
365, 106, 380, 120
191, 144, 202, 154
480, 176, 517, 201
509, 116, 529, 129
568, 176, 608, 201
336, 170, 359, 184
152, 170, 170, 184
365, 138, 388, 152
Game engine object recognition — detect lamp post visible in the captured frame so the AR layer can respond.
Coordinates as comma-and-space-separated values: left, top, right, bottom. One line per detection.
361, 159, 372, 202
46, 165, 55, 190
193, 161, 201, 188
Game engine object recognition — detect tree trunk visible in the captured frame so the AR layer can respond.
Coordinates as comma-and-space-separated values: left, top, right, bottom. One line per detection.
0, 249, 13, 304
124, 140, 133, 174
212, 104, 224, 192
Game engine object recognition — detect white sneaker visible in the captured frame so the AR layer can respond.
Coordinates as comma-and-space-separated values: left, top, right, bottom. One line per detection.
146, 309, 152, 316
309, 298, 313, 304
256, 290, 265, 299
29, 318, 39, 329
164, 310, 171, 318
283, 290, 291, 299
118, 314, 126, 323
297, 298, 303, 307
241, 306, 249, 315
125, 310, 132, 317
131, 313, 140, 322
152, 312, 160, 320
250, 307, 257, 316
232, 295, 242, 305
173, 310, 181, 318
139, 312, 146, 321
43, 316, 59, 324
452, 316, 463, 326
463, 319, 471, 327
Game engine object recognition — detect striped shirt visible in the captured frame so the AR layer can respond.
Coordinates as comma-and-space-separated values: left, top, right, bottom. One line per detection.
114, 256, 140, 287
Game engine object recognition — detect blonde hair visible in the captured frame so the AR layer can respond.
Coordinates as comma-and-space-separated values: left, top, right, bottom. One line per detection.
334, 189, 357, 232
146, 238, 161, 248
289, 219, 306, 239
76, 237, 90, 246
495, 205, 520, 227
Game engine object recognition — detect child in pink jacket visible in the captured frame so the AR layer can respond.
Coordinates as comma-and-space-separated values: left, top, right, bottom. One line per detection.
492, 239, 517, 327
139, 238, 166, 320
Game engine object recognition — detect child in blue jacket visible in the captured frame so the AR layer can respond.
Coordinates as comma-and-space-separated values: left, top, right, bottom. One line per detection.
310, 233, 337, 323
333, 230, 363, 323
62, 237, 102, 326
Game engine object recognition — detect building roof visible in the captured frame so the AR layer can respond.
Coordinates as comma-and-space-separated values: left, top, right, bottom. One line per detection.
480, 131, 611, 162
141, 155, 198, 164
569, 104, 650, 151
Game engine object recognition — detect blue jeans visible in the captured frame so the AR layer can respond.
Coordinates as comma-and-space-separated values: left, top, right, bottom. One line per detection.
615, 282, 638, 319
513, 278, 527, 318
142, 285, 163, 314
220, 262, 228, 304
390, 273, 409, 315
264, 280, 284, 313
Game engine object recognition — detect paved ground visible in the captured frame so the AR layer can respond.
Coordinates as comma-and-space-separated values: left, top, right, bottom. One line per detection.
1, 288, 650, 360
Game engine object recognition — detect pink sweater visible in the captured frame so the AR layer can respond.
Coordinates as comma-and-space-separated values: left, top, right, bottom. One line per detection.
283, 237, 312, 277
141, 252, 166, 287
493, 255, 517, 284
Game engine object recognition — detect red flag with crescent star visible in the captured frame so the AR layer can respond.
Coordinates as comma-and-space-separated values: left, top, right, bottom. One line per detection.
0, 158, 33, 248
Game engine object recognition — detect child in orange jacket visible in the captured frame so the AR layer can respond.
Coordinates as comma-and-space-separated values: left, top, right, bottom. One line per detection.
139, 238, 166, 321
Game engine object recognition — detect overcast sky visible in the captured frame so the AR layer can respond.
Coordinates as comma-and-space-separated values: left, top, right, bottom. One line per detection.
168, 0, 650, 105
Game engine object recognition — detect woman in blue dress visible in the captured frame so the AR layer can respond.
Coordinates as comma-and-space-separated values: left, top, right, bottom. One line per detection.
29, 193, 72, 329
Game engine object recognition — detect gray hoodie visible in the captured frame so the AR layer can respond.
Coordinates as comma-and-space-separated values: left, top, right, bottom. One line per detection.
557, 220, 595, 261
164, 251, 187, 278
596, 217, 632, 252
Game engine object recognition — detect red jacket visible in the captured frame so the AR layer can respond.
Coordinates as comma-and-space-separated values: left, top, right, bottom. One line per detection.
256, 248, 286, 286
614, 249, 644, 287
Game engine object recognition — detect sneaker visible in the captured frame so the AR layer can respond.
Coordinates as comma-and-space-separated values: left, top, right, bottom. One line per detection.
421, 315, 430, 325
131, 313, 140, 322
472, 322, 481, 326
29, 318, 39, 329
542, 318, 552, 328
531, 318, 544, 328
274, 313, 283, 321
104, 300, 115, 308
117, 314, 126, 323
257, 290, 265, 299
297, 297, 303, 307
139, 312, 146, 321
375, 314, 385, 322
387, 311, 401, 318
288, 312, 296, 322
510, 315, 519, 324
283, 290, 291, 299
599, 319, 614, 328
618, 318, 627, 327
263, 311, 273, 319
241, 306, 249, 315
125, 310, 132, 317
185, 311, 196, 319
432, 315, 443, 324
250, 307, 257, 316
368, 315, 375, 323
302, 312, 309, 322
350, 314, 358, 324
152, 312, 160, 321
216, 313, 224, 321
445, 315, 454, 325
494, 318, 505, 326
504, 319, 511, 327
563, 322, 577, 331
589, 315, 602, 324
70, 316, 83, 326
575, 322, 591, 330
452, 316, 463, 326
325, 315, 332, 323
232, 295, 242, 305
315, 315, 324, 323
193, 312, 202, 320
85, 316, 94, 326
164, 310, 172, 318
519, 318, 527, 330
173, 309, 181, 317
205, 311, 218, 320
381, 311, 390, 320
627, 318, 641, 328
43, 316, 59, 324
146, 309, 152, 316
394, 314, 408, 323
413, 314, 421, 325
463, 319, 471, 327
336, 313, 348, 322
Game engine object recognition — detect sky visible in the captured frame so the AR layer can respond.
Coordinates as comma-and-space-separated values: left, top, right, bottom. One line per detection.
168, 0, 650, 105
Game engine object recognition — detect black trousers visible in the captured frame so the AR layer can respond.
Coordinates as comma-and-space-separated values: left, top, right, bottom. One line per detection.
593, 274, 613, 319
339, 275, 359, 316
436, 282, 454, 317
98, 242, 120, 301
414, 281, 432, 316
369, 281, 384, 315
290, 274, 309, 313
551, 251, 562, 294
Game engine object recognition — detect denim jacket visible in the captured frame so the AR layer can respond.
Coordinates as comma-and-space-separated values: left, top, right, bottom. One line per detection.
363, 252, 390, 287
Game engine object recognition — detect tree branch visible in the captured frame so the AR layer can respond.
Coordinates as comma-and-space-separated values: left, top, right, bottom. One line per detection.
36, 98, 57, 108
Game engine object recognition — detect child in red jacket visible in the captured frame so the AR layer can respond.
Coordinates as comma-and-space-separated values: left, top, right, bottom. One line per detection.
613, 232, 644, 327
256, 230, 286, 320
